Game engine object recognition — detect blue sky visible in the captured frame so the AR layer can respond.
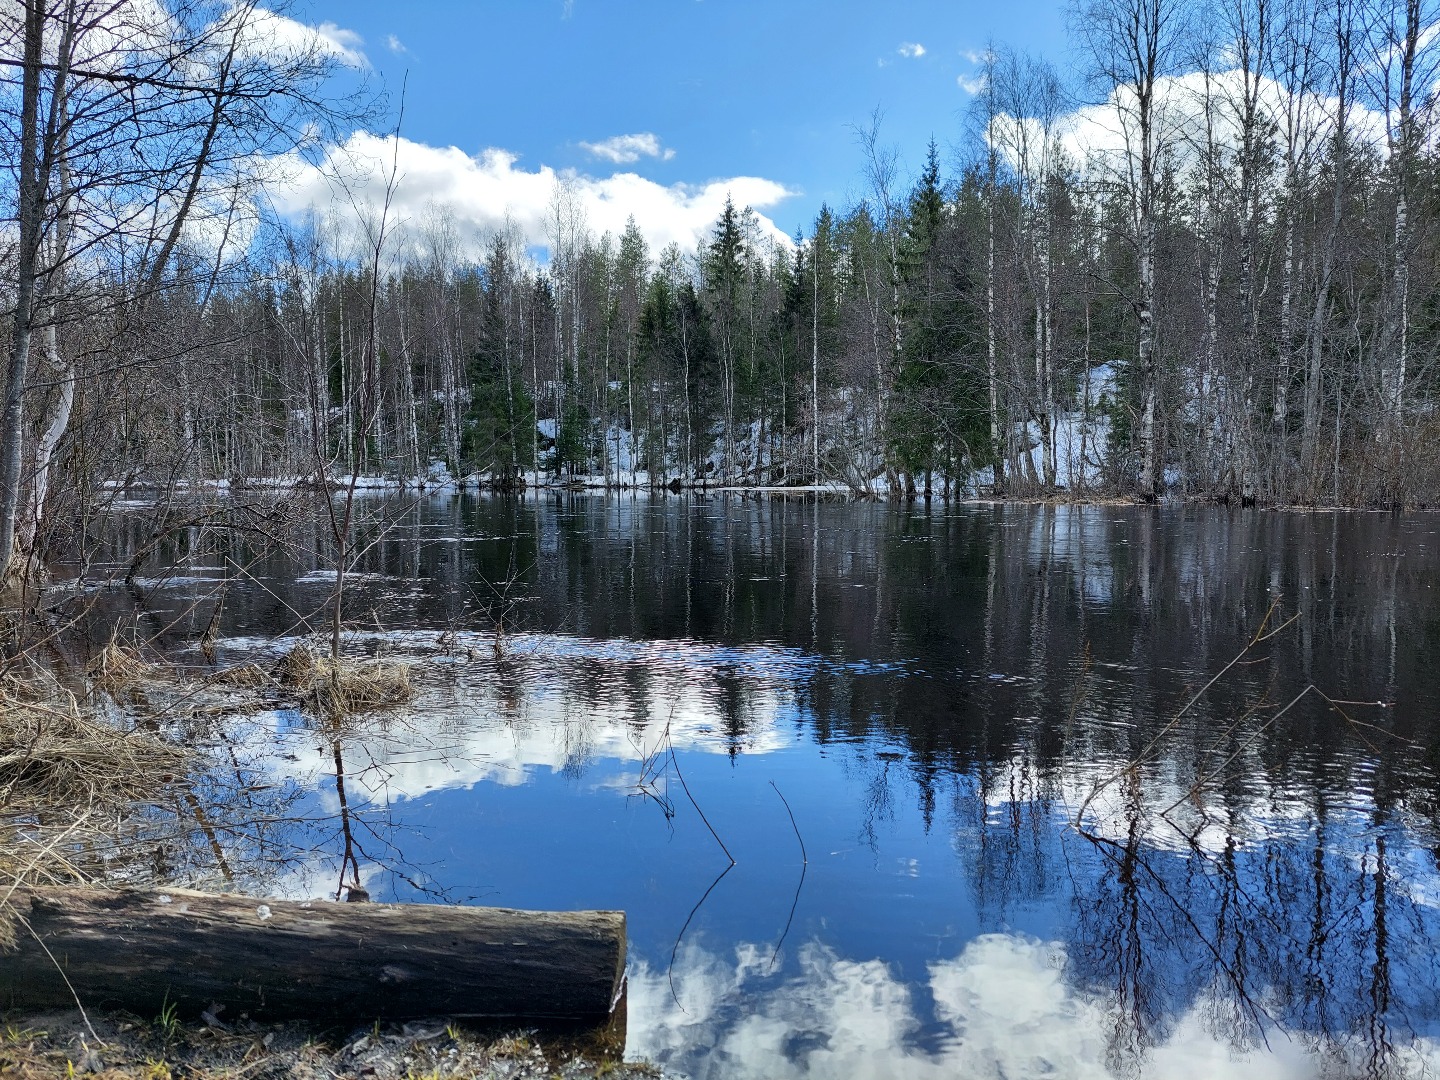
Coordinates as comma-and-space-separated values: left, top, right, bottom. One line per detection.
290, 0, 1072, 255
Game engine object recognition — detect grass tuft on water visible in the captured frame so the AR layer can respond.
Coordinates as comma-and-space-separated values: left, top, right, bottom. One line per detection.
87, 639, 159, 694
208, 661, 272, 689
274, 644, 412, 717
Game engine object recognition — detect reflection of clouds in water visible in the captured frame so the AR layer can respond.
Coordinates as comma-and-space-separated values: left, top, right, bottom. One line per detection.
974, 750, 1384, 858
227, 630, 799, 806
625, 934, 1406, 1080
263, 851, 383, 902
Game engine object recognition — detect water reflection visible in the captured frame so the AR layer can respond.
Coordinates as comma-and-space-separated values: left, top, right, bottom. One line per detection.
72, 498, 1440, 1078
628, 934, 1365, 1080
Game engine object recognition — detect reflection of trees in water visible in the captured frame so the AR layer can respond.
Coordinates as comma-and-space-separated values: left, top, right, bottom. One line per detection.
91, 497, 1440, 1073
947, 741, 1440, 1076
115, 709, 481, 904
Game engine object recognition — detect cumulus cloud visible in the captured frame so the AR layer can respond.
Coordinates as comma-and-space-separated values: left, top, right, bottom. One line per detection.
385, 33, 407, 54
233, 8, 368, 69
897, 42, 926, 59
271, 132, 794, 263
578, 132, 677, 164
958, 72, 987, 95
992, 68, 1389, 182
312, 20, 366, 67
0, 2, 368, 72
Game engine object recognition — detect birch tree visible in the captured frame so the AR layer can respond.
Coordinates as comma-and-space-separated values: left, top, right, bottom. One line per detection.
0, 0, 352, 583
1073, 0, 1189, 497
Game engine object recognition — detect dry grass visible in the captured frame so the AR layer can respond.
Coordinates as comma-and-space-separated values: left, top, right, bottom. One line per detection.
0, 676, 195, 941
0, 1009, 659, 1080
275, 644, 412, 718
0, 679, 189, 813
208, 662, 272, 689
86, 639, 159, 695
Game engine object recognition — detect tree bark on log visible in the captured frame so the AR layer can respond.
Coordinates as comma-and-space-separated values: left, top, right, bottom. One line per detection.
0, 887, 626, 1025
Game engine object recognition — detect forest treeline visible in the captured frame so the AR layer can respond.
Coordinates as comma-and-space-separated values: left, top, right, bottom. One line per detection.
5, 0, 1440, 581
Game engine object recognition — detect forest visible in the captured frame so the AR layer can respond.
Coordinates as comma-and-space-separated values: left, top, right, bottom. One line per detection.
4, 0, 1440, 584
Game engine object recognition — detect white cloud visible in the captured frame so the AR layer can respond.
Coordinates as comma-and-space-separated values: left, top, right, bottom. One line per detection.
578, 132, 677, 165
313, 20, 367, 67
958, 73, 987, 95
0, 2, 368, 73
897, 42, 925, 59
997, 68, 1390, 185
272, 132, 794, 262
385, 33, 407, 54
233, 8, 368, 69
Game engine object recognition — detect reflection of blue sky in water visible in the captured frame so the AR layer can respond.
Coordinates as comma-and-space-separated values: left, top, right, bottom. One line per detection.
197, 628, 1440, 1079
132, 501, 1440, 1079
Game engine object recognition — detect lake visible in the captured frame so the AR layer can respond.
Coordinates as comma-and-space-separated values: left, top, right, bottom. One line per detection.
90, 496, 1440, 1078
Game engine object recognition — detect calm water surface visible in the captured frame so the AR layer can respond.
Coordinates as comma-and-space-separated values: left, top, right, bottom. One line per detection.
97, 497, 1440, 1078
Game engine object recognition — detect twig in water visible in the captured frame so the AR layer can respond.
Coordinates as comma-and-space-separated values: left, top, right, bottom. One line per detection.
1076, 595, 1297, 829
629, 718, 675, 821
768, 781, 808, 971
662, 716, 736, 1009
667, 862, 734, 1014
771, 781, 807, 865
1156, 685, 1396, 821
668, 744, 735, 866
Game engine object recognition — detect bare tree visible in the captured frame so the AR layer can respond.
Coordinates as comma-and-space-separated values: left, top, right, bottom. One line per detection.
1072, 0, 1190, 498
990, 47, 1071, 488
1300, 0, 1357, 494
970, 49, 1012, 495
1361, 0, 1439, 499
0, 0, 358, 583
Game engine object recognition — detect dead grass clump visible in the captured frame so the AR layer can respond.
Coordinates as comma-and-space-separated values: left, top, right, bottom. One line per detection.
274, 644, 412, 717
0, 684, 190, 812
0, 679, 193, 907
323, 659, 411, 713
87, 639, 161, 695
209, 662, 272, 690
273, 643, 320, 688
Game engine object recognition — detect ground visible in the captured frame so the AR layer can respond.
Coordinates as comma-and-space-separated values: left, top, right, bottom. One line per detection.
0, 1009, 663, 1080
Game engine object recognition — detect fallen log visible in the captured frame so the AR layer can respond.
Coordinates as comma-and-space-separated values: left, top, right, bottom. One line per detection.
0, 886, 626, 1025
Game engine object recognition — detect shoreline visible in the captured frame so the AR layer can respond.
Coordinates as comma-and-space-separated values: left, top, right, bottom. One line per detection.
94, 475, 1439, 514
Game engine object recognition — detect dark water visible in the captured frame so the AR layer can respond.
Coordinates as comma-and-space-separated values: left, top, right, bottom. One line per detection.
89, 497, 1440, 1078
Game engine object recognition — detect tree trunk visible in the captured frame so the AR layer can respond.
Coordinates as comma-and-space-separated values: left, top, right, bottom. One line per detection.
1137, 216, 1159, 499
0, 886, 626, 1025
986, 162, 1005, 496
0, 0, 48, 583
16, 326, 73, 556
